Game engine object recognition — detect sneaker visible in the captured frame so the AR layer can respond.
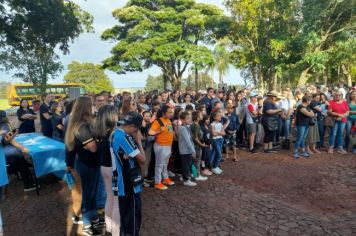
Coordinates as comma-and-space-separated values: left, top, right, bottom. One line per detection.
162, 178, 175, 186
168, 171, 176, 178
71, 215, 83, 225
92, 219, 104, 229
328, 147, 334, 154
249, 148, 258, 154
23, 185, 36, 192
183, 180, 197, 187
143, 182, 150, 187
202, 169, 212, 176
300, 151, 310, 158
154, 182, 168, 190
82, 225, 101, 236
292, 151, 299, 160
211, 168, 221, 175
217, 167, 223, 173
195, 175, 208, 181
337, 148, 347, 155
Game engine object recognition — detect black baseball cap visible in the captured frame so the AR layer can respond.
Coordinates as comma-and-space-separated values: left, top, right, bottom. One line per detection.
118, 112, 143, 128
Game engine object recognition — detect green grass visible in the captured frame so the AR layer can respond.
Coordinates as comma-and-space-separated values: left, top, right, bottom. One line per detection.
0, 99, 11, 110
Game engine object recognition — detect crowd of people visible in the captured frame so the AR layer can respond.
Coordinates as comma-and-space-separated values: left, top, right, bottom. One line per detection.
0, 83, 355, 236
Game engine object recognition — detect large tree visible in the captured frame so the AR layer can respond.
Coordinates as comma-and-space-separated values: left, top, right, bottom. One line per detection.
226, 0, 299, 91
296, 0, 355, 86
0, 0, 93, 93
102, 0, 226, 90
64, 61, 114, 94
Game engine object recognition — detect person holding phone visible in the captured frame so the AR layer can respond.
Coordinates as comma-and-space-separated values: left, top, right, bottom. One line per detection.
0, 110, 36, 191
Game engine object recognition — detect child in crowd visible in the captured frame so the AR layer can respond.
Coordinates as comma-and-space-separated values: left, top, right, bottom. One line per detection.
210, 110, 225, 175
200, 114, 212, 171
178, 111, 197, 187
224, 104, 239, 160
191, 111, 211, 178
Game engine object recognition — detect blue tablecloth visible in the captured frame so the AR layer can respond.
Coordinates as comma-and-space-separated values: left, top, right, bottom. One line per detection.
15, 133, 66, 178
0, 146, 8, 187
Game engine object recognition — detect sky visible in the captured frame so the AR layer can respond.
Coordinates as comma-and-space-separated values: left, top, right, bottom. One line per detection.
0, 0, 243, 88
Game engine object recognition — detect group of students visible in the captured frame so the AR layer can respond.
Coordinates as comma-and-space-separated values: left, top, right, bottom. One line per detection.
1, 83, 356, 236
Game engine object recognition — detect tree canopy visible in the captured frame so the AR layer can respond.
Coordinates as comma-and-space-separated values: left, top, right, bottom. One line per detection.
102, 0, 227, 90
64, 61, 114, 94
0, 0, 93, 93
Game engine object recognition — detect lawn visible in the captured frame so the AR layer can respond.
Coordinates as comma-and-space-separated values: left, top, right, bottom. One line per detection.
0, 98, 11, 110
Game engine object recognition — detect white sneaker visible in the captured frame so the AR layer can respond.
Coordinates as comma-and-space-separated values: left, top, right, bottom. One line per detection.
168, 171, 176, 177
211, 168, 221, 175
183, 180, 197, 187
217, 167, 223, 173
195, 175, 208, 181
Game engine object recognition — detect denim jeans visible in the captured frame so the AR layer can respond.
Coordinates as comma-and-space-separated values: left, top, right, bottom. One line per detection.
294, 125, 309, 149
96, 172, 107, 210
282, 118, 291, 140
345, 118, 356, 149
76, 159, 100, 226
210, 138, 224, 168
317, 119, 325, 147
329, 121, 346, 148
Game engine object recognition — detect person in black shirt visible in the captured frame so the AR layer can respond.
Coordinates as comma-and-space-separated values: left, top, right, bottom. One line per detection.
40, 93, 54, 138
92, 105, 120, 236
293, 95, 315, 159
50, 102, 64, 142
17, 99, 36, 134
65, 96, 101, 236
261, 91, 283, 153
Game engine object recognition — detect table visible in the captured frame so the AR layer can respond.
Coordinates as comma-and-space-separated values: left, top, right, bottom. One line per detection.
0, 146, 8, 188
15, 133, 66, 178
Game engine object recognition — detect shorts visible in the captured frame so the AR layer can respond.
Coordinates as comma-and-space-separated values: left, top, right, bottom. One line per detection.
224, 134, 236, 148
248, 123, 257, 133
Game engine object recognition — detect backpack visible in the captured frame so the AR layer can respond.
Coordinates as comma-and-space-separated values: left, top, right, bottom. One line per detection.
147, 118, 164, 142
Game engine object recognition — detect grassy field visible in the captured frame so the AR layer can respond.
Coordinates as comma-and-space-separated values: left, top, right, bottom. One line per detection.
0, 98, 11, 110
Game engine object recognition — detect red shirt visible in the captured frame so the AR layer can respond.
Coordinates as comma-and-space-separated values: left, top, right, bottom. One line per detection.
329, 100, 349, 123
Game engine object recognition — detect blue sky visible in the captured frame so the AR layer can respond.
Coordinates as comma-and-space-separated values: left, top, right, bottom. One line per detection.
0, 0, 243, 88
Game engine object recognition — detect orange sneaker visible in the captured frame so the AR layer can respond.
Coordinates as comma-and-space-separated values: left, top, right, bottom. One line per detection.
162, 178, 175, 186
154, 183, 168, 190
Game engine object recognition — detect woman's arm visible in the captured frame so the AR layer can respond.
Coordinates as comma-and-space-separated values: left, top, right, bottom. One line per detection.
300, 107, 314, 117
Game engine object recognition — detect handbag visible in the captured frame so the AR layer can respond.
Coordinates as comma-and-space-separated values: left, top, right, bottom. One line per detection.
309, 117, 316, 126
324, 116, 335, 127
267, 117, 278, 131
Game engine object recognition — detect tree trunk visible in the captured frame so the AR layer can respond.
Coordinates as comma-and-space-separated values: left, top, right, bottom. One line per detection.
323, 69, 328, 86
195, 67, 199, 92
298, 67, 312, 87
272, 73, 278, 91
341, 64, 352, 87
163, 74, 169, 91
258, 70, 265, 95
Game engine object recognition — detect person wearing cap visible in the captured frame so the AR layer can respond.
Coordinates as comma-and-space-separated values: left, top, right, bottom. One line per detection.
245, 92, 260, 153
111, 111, 145, 236
261, 91, 283, 153
0, 110, 36, 192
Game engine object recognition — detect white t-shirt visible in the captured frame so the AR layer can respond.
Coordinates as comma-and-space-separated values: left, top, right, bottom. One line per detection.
211, 121, 223, 139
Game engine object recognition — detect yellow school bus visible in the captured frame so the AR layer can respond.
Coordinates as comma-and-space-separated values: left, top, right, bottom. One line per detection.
7, 83, 85, 106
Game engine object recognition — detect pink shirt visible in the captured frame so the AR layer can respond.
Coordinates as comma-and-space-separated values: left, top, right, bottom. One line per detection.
329, 100, 349, 123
